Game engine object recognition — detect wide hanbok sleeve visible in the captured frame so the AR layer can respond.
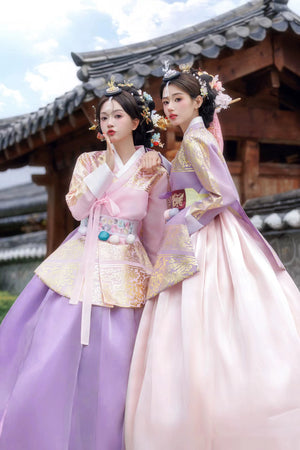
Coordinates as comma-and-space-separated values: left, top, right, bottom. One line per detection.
183, 133, 239, 234
66, 152, 113, 221
140, 169, 169, 265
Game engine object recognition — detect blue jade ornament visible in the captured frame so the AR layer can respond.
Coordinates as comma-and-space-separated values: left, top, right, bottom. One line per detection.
98, 230, 110, 241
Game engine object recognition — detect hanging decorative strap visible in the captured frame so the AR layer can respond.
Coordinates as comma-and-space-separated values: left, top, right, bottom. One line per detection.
70, 195, 120, 345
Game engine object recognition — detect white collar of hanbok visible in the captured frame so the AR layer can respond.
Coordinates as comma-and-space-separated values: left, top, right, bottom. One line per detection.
112, 146, 145, 178
185, 116, 205, 136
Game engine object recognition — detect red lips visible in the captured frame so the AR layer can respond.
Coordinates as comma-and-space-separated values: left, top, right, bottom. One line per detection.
169, 114, 177, 120
107, 130, 115, 136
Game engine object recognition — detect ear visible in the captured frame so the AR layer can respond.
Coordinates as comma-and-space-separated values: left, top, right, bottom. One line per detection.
194, 95, 203, 109
132, 118, 139, 131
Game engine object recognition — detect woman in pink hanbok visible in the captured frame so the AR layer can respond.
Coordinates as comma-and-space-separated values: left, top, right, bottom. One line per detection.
0, 82, 168, 450
125, 67, 300, 450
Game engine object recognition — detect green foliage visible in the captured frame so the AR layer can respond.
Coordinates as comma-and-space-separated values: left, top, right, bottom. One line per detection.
0, 291, 16, 323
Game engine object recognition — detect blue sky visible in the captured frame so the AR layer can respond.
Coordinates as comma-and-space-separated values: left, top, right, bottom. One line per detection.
0, 0, 299, 188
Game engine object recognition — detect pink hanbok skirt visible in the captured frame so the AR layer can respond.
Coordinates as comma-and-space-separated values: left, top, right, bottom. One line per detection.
125, 210, 300, 450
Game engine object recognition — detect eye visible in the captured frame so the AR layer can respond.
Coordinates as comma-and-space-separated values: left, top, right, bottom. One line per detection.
100, 116, 107, 121
162, 100, 169, 105
115, 114, 122, 119
174, 97, 182, 102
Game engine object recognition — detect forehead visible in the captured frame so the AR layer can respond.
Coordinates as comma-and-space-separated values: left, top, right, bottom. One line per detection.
162, 84, 187, 98
100, 99, 125, 114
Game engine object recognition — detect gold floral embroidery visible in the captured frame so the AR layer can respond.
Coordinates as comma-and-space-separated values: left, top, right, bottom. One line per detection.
161, 224, 194, 253
35, 237, 84, 298
125, 165, 165, 192
35, 236, 153, 308
100, 265, 150, 308
147, 224, 198, 298
171, 147, 194, 173
147, 254, 198, 299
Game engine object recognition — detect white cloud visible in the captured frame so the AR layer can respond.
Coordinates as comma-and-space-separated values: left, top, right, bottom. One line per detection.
289, 0, 300, 14
0, 84, 26, 110
94, 36, 111, 50
0, 0, 90, 38
25, 57, 79, 103
91, 0, 245, 46
32, 39, 59, 55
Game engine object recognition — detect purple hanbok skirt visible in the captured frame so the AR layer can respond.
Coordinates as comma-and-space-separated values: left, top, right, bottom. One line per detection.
0, 274, 142, 450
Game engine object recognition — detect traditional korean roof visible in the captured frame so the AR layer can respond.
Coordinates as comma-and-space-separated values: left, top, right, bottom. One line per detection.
0, 0, 299, 153
0, 183, 47, 217
0, 231, 47, 262
0, 183, 47, 262
71, 0, 300, 86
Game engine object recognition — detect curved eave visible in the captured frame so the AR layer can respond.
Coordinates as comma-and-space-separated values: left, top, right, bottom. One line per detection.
71, 1, 300, 84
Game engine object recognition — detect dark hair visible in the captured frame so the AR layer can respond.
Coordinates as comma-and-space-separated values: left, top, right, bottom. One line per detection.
96, 85, 155, 148
160, 70, 217, 128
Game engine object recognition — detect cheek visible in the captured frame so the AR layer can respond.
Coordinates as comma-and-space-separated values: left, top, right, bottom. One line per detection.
100, 122, 107, 132
177, 100, 188, 111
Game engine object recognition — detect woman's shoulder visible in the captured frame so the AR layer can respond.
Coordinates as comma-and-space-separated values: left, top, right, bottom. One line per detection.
76, 150, 107, 168
184, 122, 220, 153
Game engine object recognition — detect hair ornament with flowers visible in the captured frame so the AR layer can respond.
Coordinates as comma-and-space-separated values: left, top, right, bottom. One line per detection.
166, 62, 236, 111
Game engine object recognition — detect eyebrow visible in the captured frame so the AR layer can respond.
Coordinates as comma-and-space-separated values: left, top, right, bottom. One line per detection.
162, 92, 184, 99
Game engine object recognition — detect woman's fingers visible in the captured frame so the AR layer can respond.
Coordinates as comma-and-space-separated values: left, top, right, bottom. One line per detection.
141, 151, 161, 172
103, 133, 115, 171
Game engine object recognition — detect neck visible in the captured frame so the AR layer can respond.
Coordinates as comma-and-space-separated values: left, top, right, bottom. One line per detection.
114, 136, 136, 164
180, 113, 201, 134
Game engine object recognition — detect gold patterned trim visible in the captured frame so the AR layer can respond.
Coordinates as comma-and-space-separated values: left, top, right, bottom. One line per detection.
147, 224, 198, 298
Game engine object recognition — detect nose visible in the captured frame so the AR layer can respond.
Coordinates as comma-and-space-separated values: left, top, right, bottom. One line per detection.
107, 116, 114, 127
167, 101, 174, 111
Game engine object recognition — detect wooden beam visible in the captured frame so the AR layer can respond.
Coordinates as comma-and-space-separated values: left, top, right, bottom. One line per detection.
273, 34, 300, 77
16, 142, 31, 156
69, 114, 77, 128
259, 162, 300, 177
270, 69, 280, 89
221, 106, 300, 144
203, 37, 274, 83
239, 140, 260, 202
3, 147, 19, 160
53, 122, 61, 136
227, 161, 242, 175
31, 173, 53, 186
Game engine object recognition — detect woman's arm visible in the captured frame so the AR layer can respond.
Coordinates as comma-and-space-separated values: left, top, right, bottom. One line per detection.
183, 134, 239, 233
66, 152, 114, 221
140, 169, 169, 265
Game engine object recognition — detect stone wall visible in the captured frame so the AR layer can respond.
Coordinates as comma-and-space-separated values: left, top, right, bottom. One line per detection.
0, 259, 43, 295
244, 189, 300, 289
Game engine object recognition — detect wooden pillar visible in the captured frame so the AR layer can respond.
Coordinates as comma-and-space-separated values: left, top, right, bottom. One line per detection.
238, 139, 260, 203
32, 167, 76, 255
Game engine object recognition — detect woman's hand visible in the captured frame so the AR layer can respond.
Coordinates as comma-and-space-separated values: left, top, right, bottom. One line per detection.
103, 133, 115, 172
141, 151, 161, 174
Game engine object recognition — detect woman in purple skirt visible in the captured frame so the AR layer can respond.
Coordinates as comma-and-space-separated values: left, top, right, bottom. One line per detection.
0, 81, 168, 450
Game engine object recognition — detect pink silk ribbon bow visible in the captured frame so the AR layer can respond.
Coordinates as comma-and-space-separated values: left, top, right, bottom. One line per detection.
70, 194, 120, 345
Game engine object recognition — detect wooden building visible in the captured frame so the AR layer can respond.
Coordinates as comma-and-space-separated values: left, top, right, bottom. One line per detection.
0, 0, 299, 254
